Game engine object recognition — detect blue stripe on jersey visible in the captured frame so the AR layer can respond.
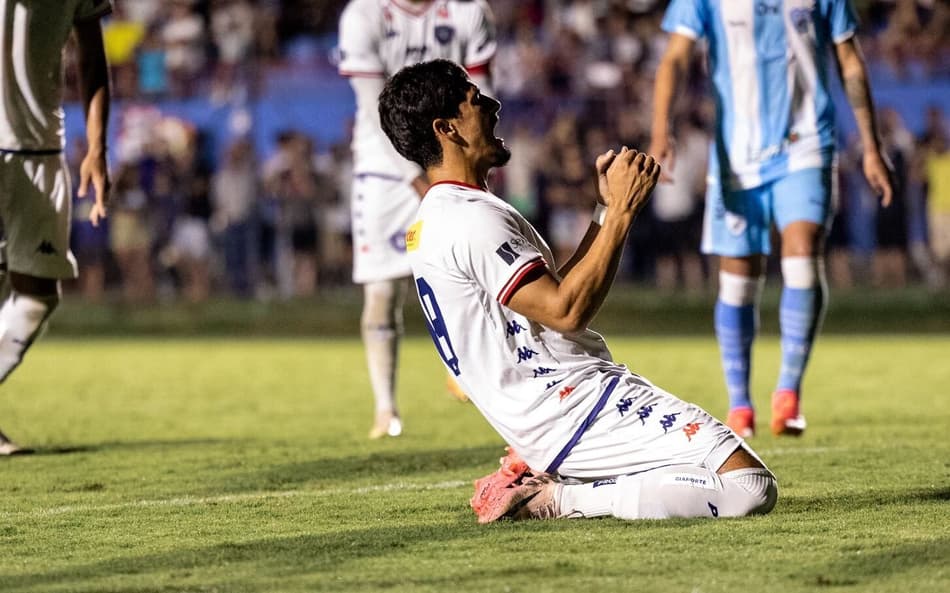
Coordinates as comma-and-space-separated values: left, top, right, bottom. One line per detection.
545, 374, 621, 474
708, 1, 732, 183
754, 1, 790, 177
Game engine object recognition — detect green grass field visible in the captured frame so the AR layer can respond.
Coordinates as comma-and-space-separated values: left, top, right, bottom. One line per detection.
1, 336, 948, 593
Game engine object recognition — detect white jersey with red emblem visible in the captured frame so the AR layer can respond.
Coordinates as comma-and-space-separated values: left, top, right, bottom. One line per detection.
406, 182, 631, 468
407, 181, 741, 477
338, 0, 496, 176
0, 0, 112, 151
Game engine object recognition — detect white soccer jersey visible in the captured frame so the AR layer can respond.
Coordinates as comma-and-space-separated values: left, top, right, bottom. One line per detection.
407, 181, 658, 471
662, 0, 858, 190
0, 0, 112, 151
338, 0, 496, 176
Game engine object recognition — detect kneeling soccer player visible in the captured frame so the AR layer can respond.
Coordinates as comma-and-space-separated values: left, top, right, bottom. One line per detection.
379, 59, 777, 522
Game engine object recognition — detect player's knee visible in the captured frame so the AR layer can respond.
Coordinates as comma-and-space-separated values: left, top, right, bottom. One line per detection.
718, 271, 764, 306
722, 469, 778, 517
361, 280, 402, 332
781, 256, 822, 289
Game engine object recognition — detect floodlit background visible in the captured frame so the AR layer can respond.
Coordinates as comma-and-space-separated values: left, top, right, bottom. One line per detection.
57, 0, 950, 306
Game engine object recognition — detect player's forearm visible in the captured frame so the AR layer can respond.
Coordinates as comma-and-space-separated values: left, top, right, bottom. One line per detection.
76, 23, 110, 153
838, 42, 882, 155
553, 212, 633, 332
651, 53, 686, 143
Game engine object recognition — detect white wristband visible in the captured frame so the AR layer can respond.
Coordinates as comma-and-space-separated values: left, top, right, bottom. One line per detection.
592, 204, 607, 226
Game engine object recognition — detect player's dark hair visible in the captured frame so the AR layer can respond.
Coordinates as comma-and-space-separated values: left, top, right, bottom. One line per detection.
379, 59, 472, 169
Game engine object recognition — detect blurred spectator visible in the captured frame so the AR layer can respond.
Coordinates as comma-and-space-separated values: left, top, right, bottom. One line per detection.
210, 0, 256, 103
872, 109, 913, 288
650, 109, 707, 292
69, 140, 109, 302
162, 0, 206, 97
212, 139, 259, 297
924, 109, 950, 273
166, 133, 214, 303
109, 163, 155, 303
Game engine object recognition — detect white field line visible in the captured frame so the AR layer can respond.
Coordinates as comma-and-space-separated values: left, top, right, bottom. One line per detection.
0, 479, 469, 520
2, 447, 841, 520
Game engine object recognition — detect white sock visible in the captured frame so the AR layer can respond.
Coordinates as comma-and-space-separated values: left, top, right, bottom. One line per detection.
559, 466, 777, 520
361, 280, 406, 415
0, 290, 59, 383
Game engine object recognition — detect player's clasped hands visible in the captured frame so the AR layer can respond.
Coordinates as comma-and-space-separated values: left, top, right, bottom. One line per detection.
596, 146, 661, 217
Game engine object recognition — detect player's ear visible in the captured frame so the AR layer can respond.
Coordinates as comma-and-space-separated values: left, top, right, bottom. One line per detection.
433, 118, 463, 145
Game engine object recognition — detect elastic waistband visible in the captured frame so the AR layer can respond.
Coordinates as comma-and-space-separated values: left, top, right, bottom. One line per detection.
545, 374, 620, 474
0, 148, 63, 156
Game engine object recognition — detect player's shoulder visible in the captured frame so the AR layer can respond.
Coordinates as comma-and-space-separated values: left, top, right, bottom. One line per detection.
340, 0, 384, 25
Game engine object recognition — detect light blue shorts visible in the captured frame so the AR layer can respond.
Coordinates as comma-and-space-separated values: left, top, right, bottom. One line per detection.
700, 167, 834, 257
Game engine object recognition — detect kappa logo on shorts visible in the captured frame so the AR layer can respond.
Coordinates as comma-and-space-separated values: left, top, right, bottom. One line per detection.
558, 385, 575, 400
725, 212, 747, 236
592, 479, 616, 488
682, 422, 701, 441
36, 240, 57, 255
495, 241, 517, 265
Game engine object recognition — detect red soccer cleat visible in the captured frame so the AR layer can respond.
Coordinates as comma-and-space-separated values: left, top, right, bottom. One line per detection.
771, 389, 807, 436
470, 446, 533, 522
726, 406, 756, 438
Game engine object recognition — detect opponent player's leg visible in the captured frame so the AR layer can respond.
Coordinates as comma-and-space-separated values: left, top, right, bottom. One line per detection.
361, 278, 408, 439
703, 182, 772, 437
771, 168, 833, 436
716, 255, 764, 437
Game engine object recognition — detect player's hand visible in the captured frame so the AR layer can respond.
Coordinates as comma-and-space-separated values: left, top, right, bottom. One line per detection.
78, 147, 110, 227
648, 134, 676, 183
606, 147, 661, 216
594, 149, 617, 205
863, 149, 894, 207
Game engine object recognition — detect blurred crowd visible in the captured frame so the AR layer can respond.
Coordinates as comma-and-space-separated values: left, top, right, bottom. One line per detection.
62, 0, 950, 302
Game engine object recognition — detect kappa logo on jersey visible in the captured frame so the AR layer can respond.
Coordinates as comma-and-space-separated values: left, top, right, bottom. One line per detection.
790, 8, 812, 33
682, 422, 701, 442
495, 241, 518, 265
434, 25, 455, 44
406, 221, 422, 252
637, 404, 655, 425
36, 240, 57, 255
505, 320, 526, 336
516, 346, 538, 363
660, 413, 681, 433
756, 1, 781, 15
615, 396, 634, 417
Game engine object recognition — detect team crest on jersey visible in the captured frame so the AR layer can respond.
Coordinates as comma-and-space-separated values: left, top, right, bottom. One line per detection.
406, 221, 422, 252
390, 230, 408, 253
434, 25, 455, 45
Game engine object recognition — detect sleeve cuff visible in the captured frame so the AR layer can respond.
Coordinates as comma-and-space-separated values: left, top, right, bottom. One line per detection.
497, 258, 546, 305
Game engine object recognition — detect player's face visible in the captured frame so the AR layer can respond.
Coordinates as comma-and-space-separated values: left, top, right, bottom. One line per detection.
456, 85, 511, 168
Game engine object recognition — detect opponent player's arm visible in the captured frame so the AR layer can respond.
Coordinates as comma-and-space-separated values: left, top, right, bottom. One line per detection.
351, 76, 428, 196
649, 33, 694, 181
835, 37, 893, 206
507, 150, 660, 334
74, 16, 111, 226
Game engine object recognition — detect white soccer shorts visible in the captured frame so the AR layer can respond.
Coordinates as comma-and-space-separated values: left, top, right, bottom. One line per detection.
350, 173, 419, 284
0, 152, 77, 279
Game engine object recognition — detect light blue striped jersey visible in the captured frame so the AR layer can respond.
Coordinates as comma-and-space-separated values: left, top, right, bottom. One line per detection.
662, 0, 858, 190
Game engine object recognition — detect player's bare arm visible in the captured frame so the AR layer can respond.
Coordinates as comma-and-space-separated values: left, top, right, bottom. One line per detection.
835, 37, 893, 206
75, 17, 111, 227
507, 149, 660, 333
649, 33, 694, 183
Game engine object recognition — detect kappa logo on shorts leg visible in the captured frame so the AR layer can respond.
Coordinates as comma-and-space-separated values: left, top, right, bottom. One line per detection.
36, 240, 57, 255
725, 212, 747, 236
